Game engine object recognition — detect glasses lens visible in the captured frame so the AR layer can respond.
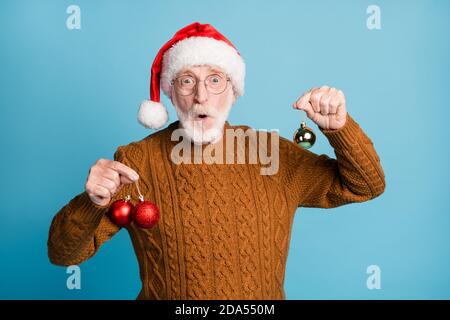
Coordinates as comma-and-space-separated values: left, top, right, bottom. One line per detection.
174, 73, 228, 95
177, 76, 195, 90
206, 74, 227, 94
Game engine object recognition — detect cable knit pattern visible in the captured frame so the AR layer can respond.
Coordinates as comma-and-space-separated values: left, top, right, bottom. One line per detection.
48, 112, 386, 299
149, 135, 183, 299
266, 164, 292, 299
202, 163, 240, 299
177, 161, 215, 299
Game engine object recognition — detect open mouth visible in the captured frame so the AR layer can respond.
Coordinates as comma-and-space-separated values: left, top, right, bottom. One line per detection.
197, 114, 208, 119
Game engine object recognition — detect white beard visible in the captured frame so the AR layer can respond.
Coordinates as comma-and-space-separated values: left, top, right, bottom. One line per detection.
174, 100, 233, 145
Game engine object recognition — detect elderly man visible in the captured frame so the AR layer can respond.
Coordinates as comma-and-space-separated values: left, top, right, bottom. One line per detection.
48, 22, 386, 300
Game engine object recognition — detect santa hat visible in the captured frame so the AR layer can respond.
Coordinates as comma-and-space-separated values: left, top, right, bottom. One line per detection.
138, 22, 246, 129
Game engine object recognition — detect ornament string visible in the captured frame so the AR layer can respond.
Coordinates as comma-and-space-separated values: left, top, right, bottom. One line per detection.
134, 179, 144, 201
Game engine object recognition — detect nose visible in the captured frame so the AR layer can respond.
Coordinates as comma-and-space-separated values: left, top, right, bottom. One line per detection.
194, 80, 208, 104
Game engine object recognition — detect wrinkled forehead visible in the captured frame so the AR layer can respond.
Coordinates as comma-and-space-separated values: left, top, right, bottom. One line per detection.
176, 64, 226, 77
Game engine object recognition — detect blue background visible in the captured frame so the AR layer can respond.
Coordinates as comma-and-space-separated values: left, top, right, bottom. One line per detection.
1, 0, 449, 299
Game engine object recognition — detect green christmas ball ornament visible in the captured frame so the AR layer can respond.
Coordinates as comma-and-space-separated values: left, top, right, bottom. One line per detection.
293, 121, 316, 149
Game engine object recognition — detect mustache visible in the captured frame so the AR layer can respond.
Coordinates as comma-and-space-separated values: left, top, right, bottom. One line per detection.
188, 104, 221, 118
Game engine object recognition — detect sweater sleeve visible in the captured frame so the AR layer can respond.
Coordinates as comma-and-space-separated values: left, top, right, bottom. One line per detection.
47, 146, 137, 266
282, 112, 386, 209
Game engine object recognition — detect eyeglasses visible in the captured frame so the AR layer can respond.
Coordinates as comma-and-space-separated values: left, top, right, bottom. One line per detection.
170, 73, 231, 96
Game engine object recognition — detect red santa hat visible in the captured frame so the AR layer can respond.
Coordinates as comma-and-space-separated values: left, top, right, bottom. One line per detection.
137, 22, 246, 129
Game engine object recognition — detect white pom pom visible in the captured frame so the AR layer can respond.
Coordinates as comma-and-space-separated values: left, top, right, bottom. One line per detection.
137, 100, 168, 129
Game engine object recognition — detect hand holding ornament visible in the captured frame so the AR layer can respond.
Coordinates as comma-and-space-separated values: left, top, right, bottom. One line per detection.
85, 158, 140, 207
293, 85, 347, 130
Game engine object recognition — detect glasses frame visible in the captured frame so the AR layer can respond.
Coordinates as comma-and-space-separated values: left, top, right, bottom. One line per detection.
170, 73, 231, 96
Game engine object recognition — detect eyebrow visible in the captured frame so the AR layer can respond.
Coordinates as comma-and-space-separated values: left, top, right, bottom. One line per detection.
177, 68, 225, 77
209, 68, 225, 74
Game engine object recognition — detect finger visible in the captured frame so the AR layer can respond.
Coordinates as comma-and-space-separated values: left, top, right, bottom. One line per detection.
97, 176, 118, 195
102, 168, 121, 188
336, 102, 347, 118
107, 161, 139, 182
300, 101, 316, 120
120, 175, 135, 185
92, 184, 112, 199
328, 87, 338, 94
319, 94, 331, 115
329, 96, 340, 114
294, 91, 312, 110
310, 89, 324, 113
90, 195, 109, 207
337, 89, 345, 102
335, 90, 346, 111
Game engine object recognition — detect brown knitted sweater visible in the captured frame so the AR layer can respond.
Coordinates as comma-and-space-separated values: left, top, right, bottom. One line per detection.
47, 112, 385, 300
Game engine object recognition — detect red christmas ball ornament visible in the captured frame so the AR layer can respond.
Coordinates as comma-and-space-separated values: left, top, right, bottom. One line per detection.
133, 196, 160, 229
107, 195, 134, 227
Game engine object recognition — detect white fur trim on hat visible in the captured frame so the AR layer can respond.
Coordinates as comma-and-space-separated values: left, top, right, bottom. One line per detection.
137, 100, 168, 129
160, 37, 245, 99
